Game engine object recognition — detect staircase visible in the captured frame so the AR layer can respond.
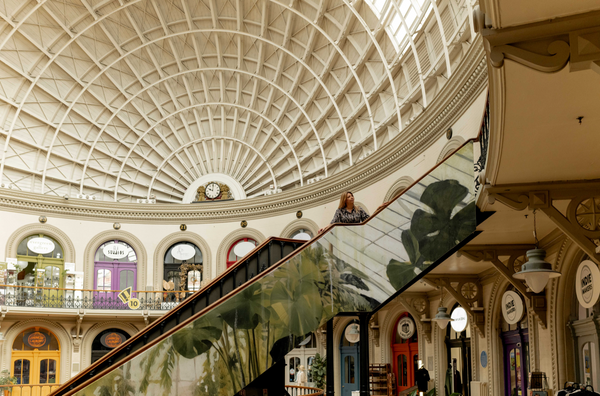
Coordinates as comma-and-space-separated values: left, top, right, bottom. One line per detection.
51, 142, 479, 396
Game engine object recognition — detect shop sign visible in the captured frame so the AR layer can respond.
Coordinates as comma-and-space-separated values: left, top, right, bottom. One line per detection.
397, 317, 416, 339
344, 323, 360, 343
576, 260, 600, 309
171, 244, 196, 261
102, 243, 128, 259
101, 332, 125, 349
24, 331, 49, 349
27, 237, 55, 254
502, 291, 525, 324
450, 307, 468, 332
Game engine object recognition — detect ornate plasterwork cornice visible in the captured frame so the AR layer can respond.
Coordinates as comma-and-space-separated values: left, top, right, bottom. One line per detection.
0, 41, 487, 223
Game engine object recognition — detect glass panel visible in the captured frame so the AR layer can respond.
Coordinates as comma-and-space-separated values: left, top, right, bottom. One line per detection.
40, 359, 48, 384
44, 266, 60, 288
71, 144, 476, 396
97, 269, 111, 291
583, 343, 593, 385
509, 349, 517, 396
119, 270, 134, 290
14, 359, 30, 384
413, 354, 418, 387
345, 356, 355, 384
399, 354, 407, 387
516, 348, 522, 395
307, 356, 315, 382
48, 359, 57, 384
188, 270, 201, 291
289, 357, 300, 382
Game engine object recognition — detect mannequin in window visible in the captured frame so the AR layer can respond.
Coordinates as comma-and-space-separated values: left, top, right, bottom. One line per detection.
296, 365, 307, 386
416, 364, 430, 393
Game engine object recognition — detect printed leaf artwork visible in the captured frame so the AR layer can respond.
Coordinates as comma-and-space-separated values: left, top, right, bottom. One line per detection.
73, 144, 476, 396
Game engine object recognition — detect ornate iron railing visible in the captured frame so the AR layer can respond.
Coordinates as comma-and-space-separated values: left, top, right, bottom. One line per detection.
0, 285, 189, 310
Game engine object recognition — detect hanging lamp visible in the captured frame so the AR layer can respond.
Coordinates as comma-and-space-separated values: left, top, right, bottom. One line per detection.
513, 210, 561, 293
431, 287, 453, 329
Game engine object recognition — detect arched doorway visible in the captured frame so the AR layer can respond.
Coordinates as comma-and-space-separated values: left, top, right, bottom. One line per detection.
163, 242, 203, 302
15, 234, 65, 303
392, 313, 419, 394
93, 240, 137, 307
500, 288, 530, 396
568, 256, 600, 389
226, 238, 257, 268
340, 321, 360, 396
91, 329, 131, 363
445, 304, 472, 396
11, 327, 60, 385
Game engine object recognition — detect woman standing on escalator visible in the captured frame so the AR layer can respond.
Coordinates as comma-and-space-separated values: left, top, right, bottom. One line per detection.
319, 191, 388, 233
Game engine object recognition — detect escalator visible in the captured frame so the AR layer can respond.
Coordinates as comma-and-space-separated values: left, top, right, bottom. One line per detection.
52, 142, 481, 396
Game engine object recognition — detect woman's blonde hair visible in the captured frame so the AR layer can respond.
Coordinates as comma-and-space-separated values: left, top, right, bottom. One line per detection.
338, 191, 354, 209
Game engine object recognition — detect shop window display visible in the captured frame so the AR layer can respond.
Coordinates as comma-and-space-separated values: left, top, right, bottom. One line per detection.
9, 235, 65, 305
284, 332, 317, 386
163, 242, 203, 302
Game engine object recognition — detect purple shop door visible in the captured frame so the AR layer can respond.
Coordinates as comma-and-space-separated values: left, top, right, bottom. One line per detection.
93, 262, 136, 309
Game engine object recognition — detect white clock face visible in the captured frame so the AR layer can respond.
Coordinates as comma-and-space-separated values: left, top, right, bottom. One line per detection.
205, 183, 221, 199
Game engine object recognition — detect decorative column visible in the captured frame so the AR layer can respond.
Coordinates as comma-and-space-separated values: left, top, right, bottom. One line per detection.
359, 312, 370, 396
326, 318, 334, 396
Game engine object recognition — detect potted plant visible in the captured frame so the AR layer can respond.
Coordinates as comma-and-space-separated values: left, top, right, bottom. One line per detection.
0, 369, 18, 395
311, 353, 326, 391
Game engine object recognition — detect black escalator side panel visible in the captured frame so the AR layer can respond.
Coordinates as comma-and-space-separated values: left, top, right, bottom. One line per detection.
241, 358, 286, 396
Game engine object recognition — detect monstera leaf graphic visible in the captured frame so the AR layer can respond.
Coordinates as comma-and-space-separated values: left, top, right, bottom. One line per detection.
410, 180, 476, 262
218, 282, 269, 330
386, 259, 417, 291
172, 316, 223, 359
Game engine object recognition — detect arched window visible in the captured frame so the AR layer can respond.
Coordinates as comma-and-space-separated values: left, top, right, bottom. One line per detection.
290, 229, 313, 241
500, 287, 530, 396
445, 304, 472, 396
569, 256, 600, 389
226, 238, 257, 268
163, 242, 203, 294
11, 327, 60, 385
91, 329, 131, 363
14, 235, 65, 303
93, 240, 137, 307
285, 332, 318, 385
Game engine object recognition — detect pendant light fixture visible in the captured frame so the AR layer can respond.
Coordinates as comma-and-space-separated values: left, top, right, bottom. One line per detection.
431, 287, 453, 329
513, 210, 561, 293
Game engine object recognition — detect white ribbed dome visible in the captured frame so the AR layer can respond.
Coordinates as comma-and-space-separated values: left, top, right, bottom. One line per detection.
0, 0, 471, 202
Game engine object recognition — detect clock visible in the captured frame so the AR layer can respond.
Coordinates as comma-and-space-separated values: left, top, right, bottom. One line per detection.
205, 182, 221, 199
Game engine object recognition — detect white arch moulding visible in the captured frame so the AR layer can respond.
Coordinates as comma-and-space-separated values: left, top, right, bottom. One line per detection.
1, 319, 72, 384
147, 136, 279, 199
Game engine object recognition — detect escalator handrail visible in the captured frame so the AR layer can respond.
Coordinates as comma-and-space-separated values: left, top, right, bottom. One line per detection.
53, 137, 478, 396
52, 236, 302, 393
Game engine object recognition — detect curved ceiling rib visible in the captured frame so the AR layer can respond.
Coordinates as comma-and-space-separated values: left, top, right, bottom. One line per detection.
0, 0, 471, 202
148, 136, 278, 199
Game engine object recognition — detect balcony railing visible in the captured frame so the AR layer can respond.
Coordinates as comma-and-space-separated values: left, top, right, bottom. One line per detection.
0, 384, 60, 396
284, 385, 324, 396
0, 284, 191, 310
